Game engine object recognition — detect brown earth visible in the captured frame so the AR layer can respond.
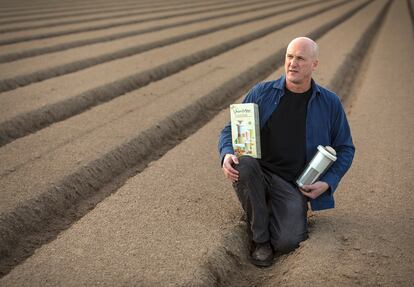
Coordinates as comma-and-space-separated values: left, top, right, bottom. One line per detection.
0, 0, 413, 286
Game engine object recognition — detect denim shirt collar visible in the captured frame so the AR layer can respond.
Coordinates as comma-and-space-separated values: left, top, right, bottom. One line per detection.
272, 75, 321, 97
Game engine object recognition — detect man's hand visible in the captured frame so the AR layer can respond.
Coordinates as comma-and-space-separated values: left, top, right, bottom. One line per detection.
222, 154, 239, 183
300, 181, 330, 199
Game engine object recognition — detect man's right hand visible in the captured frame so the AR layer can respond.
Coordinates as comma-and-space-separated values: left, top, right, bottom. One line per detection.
222, 154, 239, 183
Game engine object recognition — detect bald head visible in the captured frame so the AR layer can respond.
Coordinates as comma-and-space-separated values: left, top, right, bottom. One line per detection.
287, 37, 319, 60
284, 37, 319, 92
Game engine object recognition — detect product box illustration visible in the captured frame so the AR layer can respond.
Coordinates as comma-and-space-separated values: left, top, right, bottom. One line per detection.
230, 103, 261, 158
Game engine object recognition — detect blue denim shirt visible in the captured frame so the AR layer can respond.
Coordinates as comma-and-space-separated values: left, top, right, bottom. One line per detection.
218, 75, 355, 211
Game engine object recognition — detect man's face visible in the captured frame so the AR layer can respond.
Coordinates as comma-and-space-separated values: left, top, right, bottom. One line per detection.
284, 40, 318, 87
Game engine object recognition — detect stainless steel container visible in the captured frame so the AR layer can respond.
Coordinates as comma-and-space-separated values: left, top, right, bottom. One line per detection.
296, 145, 337, 188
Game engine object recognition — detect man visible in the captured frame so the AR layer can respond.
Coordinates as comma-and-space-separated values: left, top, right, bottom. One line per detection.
218, 37, 355, 267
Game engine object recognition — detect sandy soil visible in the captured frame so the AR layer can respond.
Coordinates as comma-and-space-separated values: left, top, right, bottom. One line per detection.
0, 1, 315, 78
0, 0, 272, 44
0, 1, 264, 58
0, 0, 340, 121
0, 0, 353, 218
0, 0, 413, 285
0, 0, 237, 31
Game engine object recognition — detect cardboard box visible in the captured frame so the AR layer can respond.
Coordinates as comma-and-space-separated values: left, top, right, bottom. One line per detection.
230, 103, 261, 158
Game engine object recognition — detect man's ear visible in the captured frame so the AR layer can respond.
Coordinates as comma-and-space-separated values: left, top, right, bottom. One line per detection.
312, 60, 319, 71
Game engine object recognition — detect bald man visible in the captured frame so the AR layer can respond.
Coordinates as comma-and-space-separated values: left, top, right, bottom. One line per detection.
218, 37, 354, 267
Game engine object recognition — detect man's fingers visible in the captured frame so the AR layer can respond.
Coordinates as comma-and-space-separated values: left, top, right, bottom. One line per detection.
225, 164, 239, 175
226, 173, 238, 182
300, 182, 329, 199
223, 158, 239, 175
300, 189, 308, 196
222, 154, 240, 182
222, 164, 239, 182
300, 189, 316, 199
301, 184, 313, 191
225, 168, 239, 180
228, 174, 238, 182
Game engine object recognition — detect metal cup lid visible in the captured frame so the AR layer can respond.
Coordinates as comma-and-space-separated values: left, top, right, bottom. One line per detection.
317, 145, 337, 161
325, 146, 336, 156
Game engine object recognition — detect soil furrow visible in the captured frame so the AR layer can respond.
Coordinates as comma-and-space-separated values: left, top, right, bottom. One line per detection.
0, 0, 178, 15
0, 0, 395, 284
0, 1, 337, 136
408, 0, 414, 34
0, 0, 316, 91
0, 0, 141, 11
0, 0, 252, 33
0, 0, 362, 147
0, 2, 358, 181
0, 0, 299, 63
0, 0, 221, 25
0, 0, 183, 23
0, 1, 367, 277
327, 0, 391, 100
0, 0, 283, 46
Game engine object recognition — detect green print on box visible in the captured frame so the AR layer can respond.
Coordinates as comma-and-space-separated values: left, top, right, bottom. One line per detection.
230, 103, 261, 158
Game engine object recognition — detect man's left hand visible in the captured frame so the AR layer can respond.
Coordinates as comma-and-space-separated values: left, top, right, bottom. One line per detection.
299, 181, 330, 199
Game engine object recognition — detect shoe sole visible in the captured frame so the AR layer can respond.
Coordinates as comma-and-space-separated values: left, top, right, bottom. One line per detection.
250, 257, 273, 268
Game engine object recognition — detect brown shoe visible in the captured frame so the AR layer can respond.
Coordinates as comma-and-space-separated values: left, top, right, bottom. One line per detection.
250, 242, 274, 267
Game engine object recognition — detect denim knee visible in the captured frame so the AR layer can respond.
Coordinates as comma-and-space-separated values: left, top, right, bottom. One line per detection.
235, 156, 260, 183
272, 234, 306, 254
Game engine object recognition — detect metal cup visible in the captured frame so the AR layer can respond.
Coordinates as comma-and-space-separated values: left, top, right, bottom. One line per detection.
296, 145, 337, 188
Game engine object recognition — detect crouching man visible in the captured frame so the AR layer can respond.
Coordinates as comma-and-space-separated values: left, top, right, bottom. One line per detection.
218, 37, 355, 267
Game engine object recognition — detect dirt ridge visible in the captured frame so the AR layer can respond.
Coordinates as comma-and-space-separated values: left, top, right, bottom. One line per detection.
0, 0, 360, 146
183, 223, 249, 287
0, 44, 283, 276
0, 0, 316, 90
0, 0, 258, 34
408, 0, 414, 33
0, 0, 241, 27
0, 0, 189, 16
0, 0, 295, 63
0, 0, 278, 46
327, 0, 391, 95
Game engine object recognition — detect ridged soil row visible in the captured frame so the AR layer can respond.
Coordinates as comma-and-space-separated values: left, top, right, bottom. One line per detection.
0, 0, 299, 60
0, 0, 250, 33
0, 1, 390, 284
0, 0, 368, 277
0, 1, 341, 180
408, 0, 414, 33
0, 0, 316, 90
0, 0, 357, 147
0, 0, 177, 15
0, 0, 221, 25
0, 0, 278, 45
0, 0, 142, 12
0, 0, 300, 63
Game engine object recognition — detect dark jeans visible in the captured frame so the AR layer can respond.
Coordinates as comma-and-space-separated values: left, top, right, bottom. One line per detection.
233, 156, 308, 253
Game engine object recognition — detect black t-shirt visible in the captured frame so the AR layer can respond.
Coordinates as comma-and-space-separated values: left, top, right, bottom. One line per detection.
259, 86, 312, 182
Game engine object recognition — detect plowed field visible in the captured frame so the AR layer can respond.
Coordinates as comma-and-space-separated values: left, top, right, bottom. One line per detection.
0, 0, 413, 286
